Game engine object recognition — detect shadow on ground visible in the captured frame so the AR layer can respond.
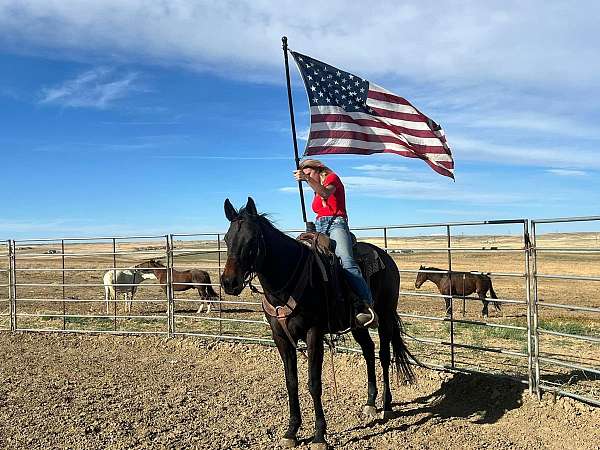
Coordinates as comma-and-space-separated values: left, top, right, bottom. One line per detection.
341, 372, 525, 447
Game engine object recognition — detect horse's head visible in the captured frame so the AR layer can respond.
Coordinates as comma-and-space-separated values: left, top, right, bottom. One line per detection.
135, 259, 164, 275
221, 197, 265, 295
415, 265, 427, 289
149, 259, 164, 268
135, 260, 155, 273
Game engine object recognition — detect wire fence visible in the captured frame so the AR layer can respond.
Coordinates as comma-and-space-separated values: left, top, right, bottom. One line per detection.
2, 217, 599, 406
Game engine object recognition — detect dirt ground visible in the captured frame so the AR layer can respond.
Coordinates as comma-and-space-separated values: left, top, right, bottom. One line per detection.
0, 332, 598, 450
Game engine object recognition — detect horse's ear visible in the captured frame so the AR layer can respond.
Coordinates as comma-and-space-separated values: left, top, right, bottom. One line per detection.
224, 198, 238, 222
245, 197, 258, 216
420, 264, 424, 269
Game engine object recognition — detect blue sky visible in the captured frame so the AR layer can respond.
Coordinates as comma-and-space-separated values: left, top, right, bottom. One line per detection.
1, 1, 599, 239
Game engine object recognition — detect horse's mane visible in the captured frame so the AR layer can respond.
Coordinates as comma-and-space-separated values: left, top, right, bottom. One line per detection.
238, 206, 284, 236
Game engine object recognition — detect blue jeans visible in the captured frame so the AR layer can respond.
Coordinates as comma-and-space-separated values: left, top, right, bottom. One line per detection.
315, 216, 373, 305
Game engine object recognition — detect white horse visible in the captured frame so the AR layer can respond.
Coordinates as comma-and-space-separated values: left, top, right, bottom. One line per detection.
103, 268, 157, 314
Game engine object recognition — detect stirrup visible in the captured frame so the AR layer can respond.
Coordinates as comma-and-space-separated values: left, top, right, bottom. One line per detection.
356, 307, 378, 328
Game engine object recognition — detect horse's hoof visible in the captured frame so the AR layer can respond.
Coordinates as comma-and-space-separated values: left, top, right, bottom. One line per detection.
310, 442, 327, 450
280, 437, 297, 448
362, 405, 378, 420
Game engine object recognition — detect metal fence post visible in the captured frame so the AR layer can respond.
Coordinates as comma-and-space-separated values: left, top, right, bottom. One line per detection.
112, 238, 117, 331
523, 220, 535, 395
7, 240, 14, 331
447, 225, 455, 369
383, 226, 388, 250
61, 239, 66, 331
217, 233, 223, 337
166, 235, 174, 336
11, 240, 17, 331
530, 221, 541, 400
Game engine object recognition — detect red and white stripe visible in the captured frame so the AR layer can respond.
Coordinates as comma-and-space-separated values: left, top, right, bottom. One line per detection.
306, 83, 454, 179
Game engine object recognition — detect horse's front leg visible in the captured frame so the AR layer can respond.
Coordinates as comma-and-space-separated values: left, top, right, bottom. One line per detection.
273, 330, 302, 447
306, 327, 327, 448
352, 328, 378, 419
127, 287, 136, 314
201, 288, 211, 314
196, 288, 206, 313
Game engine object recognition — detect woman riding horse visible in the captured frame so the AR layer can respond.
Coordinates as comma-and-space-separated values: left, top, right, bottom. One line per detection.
293, 158, 376, 328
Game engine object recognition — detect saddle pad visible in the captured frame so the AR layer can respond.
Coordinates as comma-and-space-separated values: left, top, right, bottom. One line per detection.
355, 244, 385, 279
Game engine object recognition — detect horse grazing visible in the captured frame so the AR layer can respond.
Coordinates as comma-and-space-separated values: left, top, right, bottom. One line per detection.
103, 265, 157, 314
138, 259, 218, 313
220, 197, 414, 449
415, 265, 501, 317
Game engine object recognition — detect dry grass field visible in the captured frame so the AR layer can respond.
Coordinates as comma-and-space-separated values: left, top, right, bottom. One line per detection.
0, 231, 598, 403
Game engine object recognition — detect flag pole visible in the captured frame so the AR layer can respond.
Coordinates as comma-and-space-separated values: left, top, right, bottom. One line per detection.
282, 36, 308, 224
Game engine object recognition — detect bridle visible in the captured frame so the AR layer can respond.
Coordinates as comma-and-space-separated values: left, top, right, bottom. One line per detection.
228, 217, 267, 292
227, 215, 313, 354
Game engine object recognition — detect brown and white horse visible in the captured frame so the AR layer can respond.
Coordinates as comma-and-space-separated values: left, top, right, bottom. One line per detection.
138, 259, 218, 313
103, 265, 157, 314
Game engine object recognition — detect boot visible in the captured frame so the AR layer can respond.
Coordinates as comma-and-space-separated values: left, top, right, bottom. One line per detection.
355, 301, 378, 328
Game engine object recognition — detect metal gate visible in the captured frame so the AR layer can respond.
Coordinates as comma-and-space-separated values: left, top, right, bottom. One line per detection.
530, 216, 600, 405
2, 217, 599, 406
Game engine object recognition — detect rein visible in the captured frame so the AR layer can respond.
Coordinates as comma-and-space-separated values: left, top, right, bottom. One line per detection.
240, 218, 314, 354
235, 218, 267, 293
259, 246, 314, 355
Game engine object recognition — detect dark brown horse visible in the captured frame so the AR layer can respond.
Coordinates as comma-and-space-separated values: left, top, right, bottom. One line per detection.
415, 265, 501, 317
220, 198, 414, 449
138, 259, 218, 313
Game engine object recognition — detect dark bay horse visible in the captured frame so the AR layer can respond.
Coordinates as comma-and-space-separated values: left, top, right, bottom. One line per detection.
415, 265, 501, 317
138, 259, 218, 313
220, 198, 414, 449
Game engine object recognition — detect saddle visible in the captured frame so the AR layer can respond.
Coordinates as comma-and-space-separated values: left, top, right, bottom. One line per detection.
297, 232, 385, 280
296, 231, 385, 333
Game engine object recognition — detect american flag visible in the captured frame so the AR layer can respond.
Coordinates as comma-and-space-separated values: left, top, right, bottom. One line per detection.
291, 51, 454, 179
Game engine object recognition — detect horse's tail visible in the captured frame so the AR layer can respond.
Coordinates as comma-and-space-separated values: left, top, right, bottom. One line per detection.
206, 284, 218, 298
488, 279, 501, 311
202, 272, 218, 298
391, 313, 417, 384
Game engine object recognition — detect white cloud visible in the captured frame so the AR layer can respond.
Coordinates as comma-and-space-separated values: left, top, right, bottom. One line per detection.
279, 174, 526, 204
445, 110, 600, 140
451, 135, 600, 170
39, 67, 139, 109
546, 169, 587, 177
0, 218, 141, 238
0, 217, 221, 240
342, 176, 523, 204
297, 127, 310, 142
1, 1, 599, 89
